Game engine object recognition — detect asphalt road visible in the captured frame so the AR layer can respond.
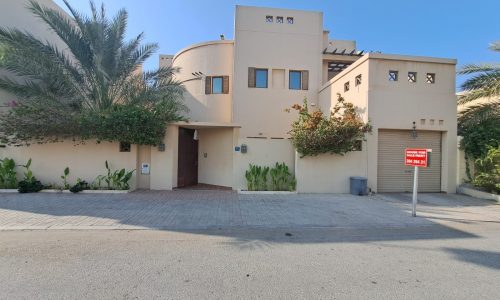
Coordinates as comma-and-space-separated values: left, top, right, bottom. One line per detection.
1, 224, 499, 300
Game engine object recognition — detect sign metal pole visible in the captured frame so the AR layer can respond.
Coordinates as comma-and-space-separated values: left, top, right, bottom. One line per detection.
412, 166, 418, 217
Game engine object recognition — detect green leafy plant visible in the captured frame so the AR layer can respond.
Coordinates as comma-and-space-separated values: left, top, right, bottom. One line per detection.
269, 162, 297, 191
472, 146, 500, 194
245, 164, 270, 191
0, 0, 187, 146
18, 158, 43, 193
287, 95, 371, 157
94, 160, 135, 190
0, 157, 17, 189
60, 167, 70, 189
70, 178, 89, 193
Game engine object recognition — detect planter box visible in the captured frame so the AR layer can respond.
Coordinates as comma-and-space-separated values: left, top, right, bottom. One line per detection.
457, 185, 500, 203
238, 189, 297, 195
2, 189, 130, 194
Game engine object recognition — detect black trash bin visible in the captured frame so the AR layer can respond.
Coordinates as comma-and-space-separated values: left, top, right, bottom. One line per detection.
349, 176, 368, 196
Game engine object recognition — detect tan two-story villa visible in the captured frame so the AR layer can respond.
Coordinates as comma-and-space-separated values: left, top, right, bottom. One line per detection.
0, 2, 458, 193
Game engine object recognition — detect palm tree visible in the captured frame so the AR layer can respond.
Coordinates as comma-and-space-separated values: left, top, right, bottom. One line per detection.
458, 42, 500, 127
0, 0, 186, 144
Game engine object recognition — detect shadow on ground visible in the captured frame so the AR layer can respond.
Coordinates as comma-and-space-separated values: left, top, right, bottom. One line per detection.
1, 190, 497, 246
443, 248, 500, 270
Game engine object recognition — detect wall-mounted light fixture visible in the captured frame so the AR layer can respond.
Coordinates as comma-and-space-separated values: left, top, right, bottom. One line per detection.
412, 121, 418, 139
193, 130, 199, 141
158, 143, 165, 152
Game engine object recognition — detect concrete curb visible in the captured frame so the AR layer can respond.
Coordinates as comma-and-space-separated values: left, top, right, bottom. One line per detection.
457, 185, 499, 203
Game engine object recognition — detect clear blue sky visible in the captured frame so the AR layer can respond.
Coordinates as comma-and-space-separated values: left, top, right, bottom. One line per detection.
54, 0, 499, 87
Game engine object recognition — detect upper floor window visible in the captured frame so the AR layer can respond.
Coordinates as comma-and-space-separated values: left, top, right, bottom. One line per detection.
287, 17, 294, 24
289, 70, 309, 90
344, 81, 350, 92
266, 15, 273, 23
408, 72, 417, 83
276, 16, 284, 23
248, 68, 268, 88
212, 76, 223, 94
289, 71, 301, 90
426, 73, 436, 84
355, 74, 362, 86
205, 76, 229, 94
389, 70, 398, 81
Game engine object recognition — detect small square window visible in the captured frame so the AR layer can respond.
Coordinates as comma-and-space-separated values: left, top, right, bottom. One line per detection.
408, 72, 417, 83
344, 81, 350, 92
255, 69, 268, 88
426, 73, 435, 84
119, 142, 131, 152
287, 17, 294, 24
276, 16, 283, 23
355, 74, 362, 86
212, 76, 223, 94
289, 70, 302, 90
266, 15, 273, 23
389, 70, 398, 81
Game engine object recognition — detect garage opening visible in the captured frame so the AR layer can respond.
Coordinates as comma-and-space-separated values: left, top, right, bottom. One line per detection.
378, 129, 442, 192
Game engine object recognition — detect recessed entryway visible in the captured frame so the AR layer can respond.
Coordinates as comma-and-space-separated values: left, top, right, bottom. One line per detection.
177, 127, 198, 188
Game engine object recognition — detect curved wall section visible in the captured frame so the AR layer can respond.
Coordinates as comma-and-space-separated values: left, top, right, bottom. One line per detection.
172, 41, 234, 123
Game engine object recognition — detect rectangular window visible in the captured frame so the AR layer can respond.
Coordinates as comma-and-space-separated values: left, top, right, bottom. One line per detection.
119, 142, 131, 152
255, 69, 268, 88
344, 81, 350, 92
426, 73, 435, 84
289, 71, 302, 90
355, 74, 362, 86
276, 16, 283, 23
287, 17, 294, 24
408, 72, 417, 83
266, 15, 273, 23
212, 76, 223, 94
389, 70, 398, 81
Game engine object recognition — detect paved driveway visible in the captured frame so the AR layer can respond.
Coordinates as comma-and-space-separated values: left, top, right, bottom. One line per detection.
0, 190, 498, 231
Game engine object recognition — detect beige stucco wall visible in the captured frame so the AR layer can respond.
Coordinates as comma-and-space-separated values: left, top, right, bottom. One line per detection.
197, 128, 234, 187
295, 148, 367, 193
150, 125, 178, 190
232, 136, 295, 190
232, 6, 324, 138
0, 141, 138, 189
172, 41, 233, 124
136, 145, 151, 189
318, 53, 457, 193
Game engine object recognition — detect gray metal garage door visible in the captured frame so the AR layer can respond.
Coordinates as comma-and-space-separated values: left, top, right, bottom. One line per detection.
378, 130, 442, 193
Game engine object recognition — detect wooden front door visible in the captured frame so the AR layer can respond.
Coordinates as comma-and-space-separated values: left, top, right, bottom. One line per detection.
177, 128, 198, 188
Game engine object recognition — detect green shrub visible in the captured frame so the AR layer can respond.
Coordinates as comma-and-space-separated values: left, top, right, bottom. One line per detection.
0, 157, 17, 189
473, 146, 500, 194
245, 164, 269, 191
17, 158, 43, 193
70, 179, 89, 193
94, 161, 135, 190
287, 95, 371, 157
61, 167, 70, 189
270, 162, 296, 191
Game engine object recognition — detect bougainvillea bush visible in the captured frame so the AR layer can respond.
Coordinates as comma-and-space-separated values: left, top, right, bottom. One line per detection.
288, 94, 371, 157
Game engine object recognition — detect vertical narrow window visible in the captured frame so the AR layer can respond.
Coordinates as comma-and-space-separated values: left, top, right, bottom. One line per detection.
289, 70, 302, 90
408, 72, 417, 83
255, 69, 268, 88
212, 76, 223, 94
426, 73, 435, 84
344, 81, 350, 92
276, 16, 283, 23
266, 15, 273, 23
287, 17, 294, 24
205, 76, 212, 94
355, 74, 362, 86
388, 70, 398, 81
